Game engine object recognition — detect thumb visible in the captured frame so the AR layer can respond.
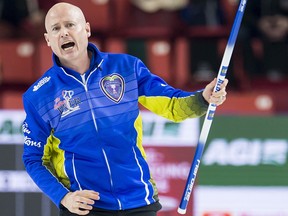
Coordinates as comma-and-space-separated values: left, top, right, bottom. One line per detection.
202, 78, 217, 103
207, 78, 217, 90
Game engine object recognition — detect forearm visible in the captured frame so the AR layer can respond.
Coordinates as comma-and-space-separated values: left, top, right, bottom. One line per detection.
23, 151, 69, 207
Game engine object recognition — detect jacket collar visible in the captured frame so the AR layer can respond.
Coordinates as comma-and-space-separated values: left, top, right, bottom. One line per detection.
52, 43, 105, 79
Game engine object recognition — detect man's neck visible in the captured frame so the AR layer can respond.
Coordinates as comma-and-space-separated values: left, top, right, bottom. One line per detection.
61, 51, 92, 74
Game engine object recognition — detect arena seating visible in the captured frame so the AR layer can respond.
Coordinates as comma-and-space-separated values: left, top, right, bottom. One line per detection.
0, 39, 35, 85
0, 0, 287, 112
57, 0, 112, 34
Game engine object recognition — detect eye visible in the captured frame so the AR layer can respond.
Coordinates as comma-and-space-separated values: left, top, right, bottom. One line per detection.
67, 23, 75, 28
52, 26, 60, 32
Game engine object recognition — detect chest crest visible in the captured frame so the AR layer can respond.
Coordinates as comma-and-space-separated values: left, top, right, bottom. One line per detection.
100, 73, 125, 103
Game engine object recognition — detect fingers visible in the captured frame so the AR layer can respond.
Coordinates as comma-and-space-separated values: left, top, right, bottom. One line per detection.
205, 78, 217, 91
209, 94, 227, 106
61, 190, 100, 215
202, 78, 228, 106
210, 79, 228, 106
80, 190, 100, 202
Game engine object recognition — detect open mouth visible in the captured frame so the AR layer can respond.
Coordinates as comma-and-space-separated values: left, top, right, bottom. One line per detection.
61, 42, 75, 51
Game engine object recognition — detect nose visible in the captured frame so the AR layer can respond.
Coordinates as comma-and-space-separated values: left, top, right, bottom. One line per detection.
60, 28, 69, 38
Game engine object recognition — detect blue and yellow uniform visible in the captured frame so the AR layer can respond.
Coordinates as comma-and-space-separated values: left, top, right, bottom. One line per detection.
22, 43, 208, 210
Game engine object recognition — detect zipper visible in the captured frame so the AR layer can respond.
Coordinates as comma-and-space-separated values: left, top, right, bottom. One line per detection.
68, 59, 104, 132
81, 73, 98, 131
81, 59, 104, 132
62, 59, 122, 208
102, 149, 122, 210
61, 59, 104, 190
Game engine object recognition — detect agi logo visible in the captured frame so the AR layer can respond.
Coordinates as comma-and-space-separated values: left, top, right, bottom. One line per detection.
54, 90, 81, 117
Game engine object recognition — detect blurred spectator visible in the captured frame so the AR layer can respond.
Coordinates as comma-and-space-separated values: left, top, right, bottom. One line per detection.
238, 0, 288, 81
127, 0, 188, 31
119, 0, 190, 66
179, 0, 228, 83
0, 0, 27, 38
179, 0, 226, 27
0, 0, 57, 39
130, 0, 189, 13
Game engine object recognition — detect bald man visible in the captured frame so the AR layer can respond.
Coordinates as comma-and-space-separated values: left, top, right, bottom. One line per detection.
44, 3, 92, 74
22, 2, 228, 216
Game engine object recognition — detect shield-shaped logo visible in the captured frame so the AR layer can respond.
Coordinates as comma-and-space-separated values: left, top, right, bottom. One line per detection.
100, 73, 125, 103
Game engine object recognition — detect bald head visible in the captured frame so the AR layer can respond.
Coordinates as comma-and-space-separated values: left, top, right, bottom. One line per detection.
45, 3, 87, 32
43, 2, 91, 71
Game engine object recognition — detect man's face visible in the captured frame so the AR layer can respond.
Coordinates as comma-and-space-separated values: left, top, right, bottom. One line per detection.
44, 5, 91, 63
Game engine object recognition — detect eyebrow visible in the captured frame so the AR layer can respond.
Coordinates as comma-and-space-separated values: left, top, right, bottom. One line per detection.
51, 20, 77, 27
50, 23, 59, 29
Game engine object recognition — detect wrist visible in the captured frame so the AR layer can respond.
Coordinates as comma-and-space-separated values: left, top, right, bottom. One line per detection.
61, 192, 72, 207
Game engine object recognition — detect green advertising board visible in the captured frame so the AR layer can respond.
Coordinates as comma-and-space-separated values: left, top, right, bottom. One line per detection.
198, 116, 288, 186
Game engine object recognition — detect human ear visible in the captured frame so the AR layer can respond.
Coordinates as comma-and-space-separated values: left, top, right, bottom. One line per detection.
86, 22, 91, 38
44, 33, 51, 47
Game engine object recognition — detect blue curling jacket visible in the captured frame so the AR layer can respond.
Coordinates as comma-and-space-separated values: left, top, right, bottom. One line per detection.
22, 43, 208, 210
